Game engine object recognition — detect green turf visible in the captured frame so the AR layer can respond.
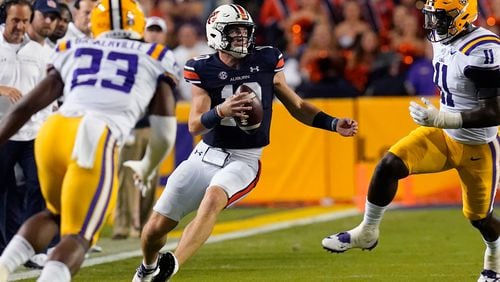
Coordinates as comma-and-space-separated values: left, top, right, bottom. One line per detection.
20, 207, 486, 281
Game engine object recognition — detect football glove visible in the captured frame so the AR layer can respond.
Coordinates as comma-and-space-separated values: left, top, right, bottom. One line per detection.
123, 160, 154, 197
409, 97, 462, 129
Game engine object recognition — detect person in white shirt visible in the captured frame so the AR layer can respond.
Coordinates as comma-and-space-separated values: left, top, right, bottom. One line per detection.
172, 22, 212, 101
62, 0, 95, 39
0, 0, 50, 262
0, 0, 179, 280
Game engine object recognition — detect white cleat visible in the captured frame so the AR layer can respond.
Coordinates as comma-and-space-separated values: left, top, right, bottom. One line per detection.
478, 269, 500, 282
322, 225, 379, 253
132, 252, 178, 282
0, 263, 9, 282
132, 264, 160, 282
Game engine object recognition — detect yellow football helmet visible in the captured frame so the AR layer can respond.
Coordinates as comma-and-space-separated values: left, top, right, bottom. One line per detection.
423, 0, 478, 43
90, 0, 145, 40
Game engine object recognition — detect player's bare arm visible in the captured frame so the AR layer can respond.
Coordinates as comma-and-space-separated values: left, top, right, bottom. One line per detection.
188, 84, 252, 136
148, 80, 177, 117
0, 67, 63, 144
273, 71, 358, 137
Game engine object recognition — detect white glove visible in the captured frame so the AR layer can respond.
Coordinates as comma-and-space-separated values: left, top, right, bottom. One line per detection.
123, 116, 177, 197
409, 97, 462, 129
123, 160, 154, 197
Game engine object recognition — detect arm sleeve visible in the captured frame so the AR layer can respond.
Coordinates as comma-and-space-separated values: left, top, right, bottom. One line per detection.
140, 115, 177, 179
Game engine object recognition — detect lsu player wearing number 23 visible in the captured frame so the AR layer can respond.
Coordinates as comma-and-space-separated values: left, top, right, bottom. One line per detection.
0, 0, 180, 281
322, 0, 500, 281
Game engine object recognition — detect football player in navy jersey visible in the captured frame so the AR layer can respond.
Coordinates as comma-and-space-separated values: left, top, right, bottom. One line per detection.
322, 0, 500, 280
132, 4, 358, 282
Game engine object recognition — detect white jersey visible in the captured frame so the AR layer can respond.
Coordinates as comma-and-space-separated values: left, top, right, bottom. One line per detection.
52, 37, 180, 143
432, 27, 500, 145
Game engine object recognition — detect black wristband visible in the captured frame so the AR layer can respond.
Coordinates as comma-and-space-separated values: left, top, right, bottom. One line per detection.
312, 111, 338, 132
201, 108, 222, 129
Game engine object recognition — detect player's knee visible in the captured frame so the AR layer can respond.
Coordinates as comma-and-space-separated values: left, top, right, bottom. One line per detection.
375, 153, 408, 179
142, 212, 178, 240
470, 214, 500, 242
203, 187, 228, 211
471, 215, 492, 231
25, 209, 59, 226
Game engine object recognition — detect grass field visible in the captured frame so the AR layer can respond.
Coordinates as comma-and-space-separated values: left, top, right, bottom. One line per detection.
18, 206, 486, 281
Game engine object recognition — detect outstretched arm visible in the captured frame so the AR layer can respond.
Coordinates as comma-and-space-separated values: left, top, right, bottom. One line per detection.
273, 71, 358, 137
0, 67, 63, 144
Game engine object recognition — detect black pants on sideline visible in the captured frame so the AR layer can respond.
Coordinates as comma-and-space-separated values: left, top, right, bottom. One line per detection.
0, 140, 44, 254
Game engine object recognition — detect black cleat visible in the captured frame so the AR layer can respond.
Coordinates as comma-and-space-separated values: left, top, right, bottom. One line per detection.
152, 252, 179, 282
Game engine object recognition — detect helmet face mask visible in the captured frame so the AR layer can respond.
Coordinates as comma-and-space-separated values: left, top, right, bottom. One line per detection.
206, 4, 255, 58
423, 9, 455, 42
90, 0, 145, 40
222, 23, 254, 58
422, 0, 477, 44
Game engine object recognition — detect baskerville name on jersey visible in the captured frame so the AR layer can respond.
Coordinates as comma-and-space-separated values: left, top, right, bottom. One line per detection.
52, 37, 180, 143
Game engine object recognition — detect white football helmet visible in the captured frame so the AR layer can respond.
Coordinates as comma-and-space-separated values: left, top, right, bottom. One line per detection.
206, 4, 255, 58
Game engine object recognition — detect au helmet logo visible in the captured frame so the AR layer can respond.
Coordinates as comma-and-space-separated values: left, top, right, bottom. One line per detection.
207, 11, 219, 24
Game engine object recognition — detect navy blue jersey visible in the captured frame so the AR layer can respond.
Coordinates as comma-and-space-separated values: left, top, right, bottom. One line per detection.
184, 46, 285, 149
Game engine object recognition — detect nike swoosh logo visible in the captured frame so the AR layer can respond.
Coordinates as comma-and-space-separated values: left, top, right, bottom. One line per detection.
450, 51, 457, 55
470, 157, 481, 161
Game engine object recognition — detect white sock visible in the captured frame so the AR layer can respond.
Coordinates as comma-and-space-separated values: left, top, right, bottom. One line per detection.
143, 258, 158, 270
484, 238, 500, 272
37, 260, 71, 282
361, 200, 387, 227
0, 235, 35, 272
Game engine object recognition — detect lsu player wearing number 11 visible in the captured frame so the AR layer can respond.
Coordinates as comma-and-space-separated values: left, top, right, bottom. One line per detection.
0, 0, 180, 281
321, 0, 500, 280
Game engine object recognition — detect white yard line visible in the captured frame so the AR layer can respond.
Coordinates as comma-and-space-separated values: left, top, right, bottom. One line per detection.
10, 208, 358, 281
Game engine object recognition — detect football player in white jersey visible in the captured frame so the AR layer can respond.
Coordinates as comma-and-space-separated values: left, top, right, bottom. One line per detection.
0, 0, 179, 281
322, 0, 500, 280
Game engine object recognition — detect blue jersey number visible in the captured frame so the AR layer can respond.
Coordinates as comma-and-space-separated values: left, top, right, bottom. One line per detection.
434, 62, 455, 107
71, 48, 138, 93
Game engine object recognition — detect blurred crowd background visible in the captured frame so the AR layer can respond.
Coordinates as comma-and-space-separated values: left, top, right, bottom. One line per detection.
109, 0, 500, 100
4, 0, 500, 101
